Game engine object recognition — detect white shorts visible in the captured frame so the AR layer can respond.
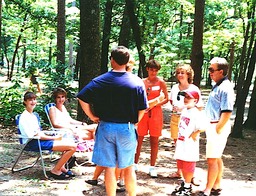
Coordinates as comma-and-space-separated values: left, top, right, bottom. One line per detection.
206, 121, 231, 158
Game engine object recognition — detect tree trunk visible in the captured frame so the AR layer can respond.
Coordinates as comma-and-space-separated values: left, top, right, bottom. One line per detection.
78, 0, 101, 121
22, 42, 26, 69
228, 41, 235, 80
242, 41, 256, 130
0, 0, 2, 58
119, 3, 131, 47
234, 15, 251, 93
125, 0, 146, 78
244, 76, 256, 130
190, 0, 205, 87
57, 0, 66, 75
101, 0, 113, 74
9, 33, 22, 81
231, 40, 256, 138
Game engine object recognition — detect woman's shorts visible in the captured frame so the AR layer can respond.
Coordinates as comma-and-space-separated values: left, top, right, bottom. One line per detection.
170, 113, 181, 140
137, 106, 163, 137
27, 139, 54, 151
206, 122, 231, 158
92, 121, 137, 169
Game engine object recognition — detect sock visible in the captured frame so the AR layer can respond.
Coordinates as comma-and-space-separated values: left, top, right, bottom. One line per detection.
184, 182, 191, 188
149, 166, 155, 171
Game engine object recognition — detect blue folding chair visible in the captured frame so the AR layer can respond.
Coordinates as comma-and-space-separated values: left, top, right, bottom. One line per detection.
44, 103, 71, 133
44, 103, 57, 131
11, 113, 49, 178
44, 103, 95, 166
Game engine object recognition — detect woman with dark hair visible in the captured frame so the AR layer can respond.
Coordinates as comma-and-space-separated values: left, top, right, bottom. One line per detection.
49, 87, 96, 141
134, 59, 169, 178
19, 91, 77, 180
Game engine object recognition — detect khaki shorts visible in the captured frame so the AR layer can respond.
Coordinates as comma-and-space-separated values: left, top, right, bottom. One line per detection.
206, 122, 231, 158
170, 114, 180, 140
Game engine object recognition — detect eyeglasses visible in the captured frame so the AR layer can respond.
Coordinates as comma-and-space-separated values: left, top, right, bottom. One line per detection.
208, 67, 221, 73
147, 87, 150, 96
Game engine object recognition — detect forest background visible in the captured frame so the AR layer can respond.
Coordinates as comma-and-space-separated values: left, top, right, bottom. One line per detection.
0, 0, 255, 140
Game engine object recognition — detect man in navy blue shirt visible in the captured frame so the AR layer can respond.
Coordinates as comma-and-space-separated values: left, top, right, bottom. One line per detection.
77, 46, 148, 196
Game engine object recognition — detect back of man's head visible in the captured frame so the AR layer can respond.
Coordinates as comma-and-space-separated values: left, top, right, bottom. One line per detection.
111, 46, 130, 66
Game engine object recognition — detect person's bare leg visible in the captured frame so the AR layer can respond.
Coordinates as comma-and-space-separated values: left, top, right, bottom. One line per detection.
51, 144, 76, 174
213, 158, 223, 189
105, 167, 117, 196
134, 136, 144, 164
182, 170, 193, 184
123, 166, 136, 196
150, 136, 159, 166
203, 158, 219, 195
36, 84, 42, 94
115, 167, 121, 181
92, 166, 105, 180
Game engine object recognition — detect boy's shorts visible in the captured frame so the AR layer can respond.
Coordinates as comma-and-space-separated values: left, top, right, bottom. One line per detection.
170, 113, 180, 140
92, 121, 137, 169
177, 159, 196, 173
28, 139, 53, 151
137, 106, 163, 137
206, 122, 231, 158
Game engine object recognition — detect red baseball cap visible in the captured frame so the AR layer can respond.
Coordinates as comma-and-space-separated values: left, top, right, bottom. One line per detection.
185, 91, 199, 103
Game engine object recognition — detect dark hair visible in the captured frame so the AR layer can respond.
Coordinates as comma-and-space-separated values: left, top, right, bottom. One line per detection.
23, 91, 37, 105
145, 59, 161, 70
110, 46, 130, 66
210, 57, 229, 76
52, 87, 67, 102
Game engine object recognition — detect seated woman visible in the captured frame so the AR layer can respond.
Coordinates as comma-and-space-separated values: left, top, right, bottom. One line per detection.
19, 91, 77, 180
49, 87, 96, 141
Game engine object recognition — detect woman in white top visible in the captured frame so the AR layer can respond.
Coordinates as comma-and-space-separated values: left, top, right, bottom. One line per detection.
169, 63, 204, 180
49, 87, 96, 140
19, 91, 77, 180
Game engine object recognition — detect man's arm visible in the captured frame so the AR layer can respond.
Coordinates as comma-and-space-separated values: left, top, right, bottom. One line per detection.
216, 112, 232, 134
78, 99, 100, 123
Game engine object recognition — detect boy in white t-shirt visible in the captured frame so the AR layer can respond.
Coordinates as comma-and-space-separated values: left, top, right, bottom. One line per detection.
171, 90, 207, 196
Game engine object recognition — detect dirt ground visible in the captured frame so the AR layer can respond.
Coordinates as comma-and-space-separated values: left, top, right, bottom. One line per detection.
0, 102, 256, 196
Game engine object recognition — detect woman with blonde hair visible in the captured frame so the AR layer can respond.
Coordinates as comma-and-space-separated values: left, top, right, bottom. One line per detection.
169, 63, 204, 181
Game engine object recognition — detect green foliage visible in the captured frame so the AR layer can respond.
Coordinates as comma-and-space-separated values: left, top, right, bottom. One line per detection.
0, 63, 77, 128
0, 78, 26, 126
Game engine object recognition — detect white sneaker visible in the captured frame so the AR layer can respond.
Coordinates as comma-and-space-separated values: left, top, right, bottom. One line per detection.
149, 167, 158, 178
117, 179, 125, 187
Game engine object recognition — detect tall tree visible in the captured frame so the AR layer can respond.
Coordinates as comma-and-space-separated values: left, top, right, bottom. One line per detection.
119, 2, 131, 47
190, 0, 205, 87
0, 0, 2, 60
231, 0, 256, 138
101, 0, 114, 74
78, 0, 101, 121
125, 0, 146, 78
232, 40, 256, 137
57, 0, 66, 75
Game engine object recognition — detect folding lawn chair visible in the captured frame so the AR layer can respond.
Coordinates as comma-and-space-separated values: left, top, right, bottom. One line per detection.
44, 103, 95, 166
11, 112, 51, 178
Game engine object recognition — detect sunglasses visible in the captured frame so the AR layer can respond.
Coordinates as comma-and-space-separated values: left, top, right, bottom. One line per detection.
177, 91, 186, 101
147, 87, 150, 96
208, 67, 221, 73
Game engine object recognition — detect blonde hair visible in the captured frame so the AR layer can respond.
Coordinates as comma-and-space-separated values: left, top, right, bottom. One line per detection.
126, 56, 135, 72
175, 63, 194, 84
